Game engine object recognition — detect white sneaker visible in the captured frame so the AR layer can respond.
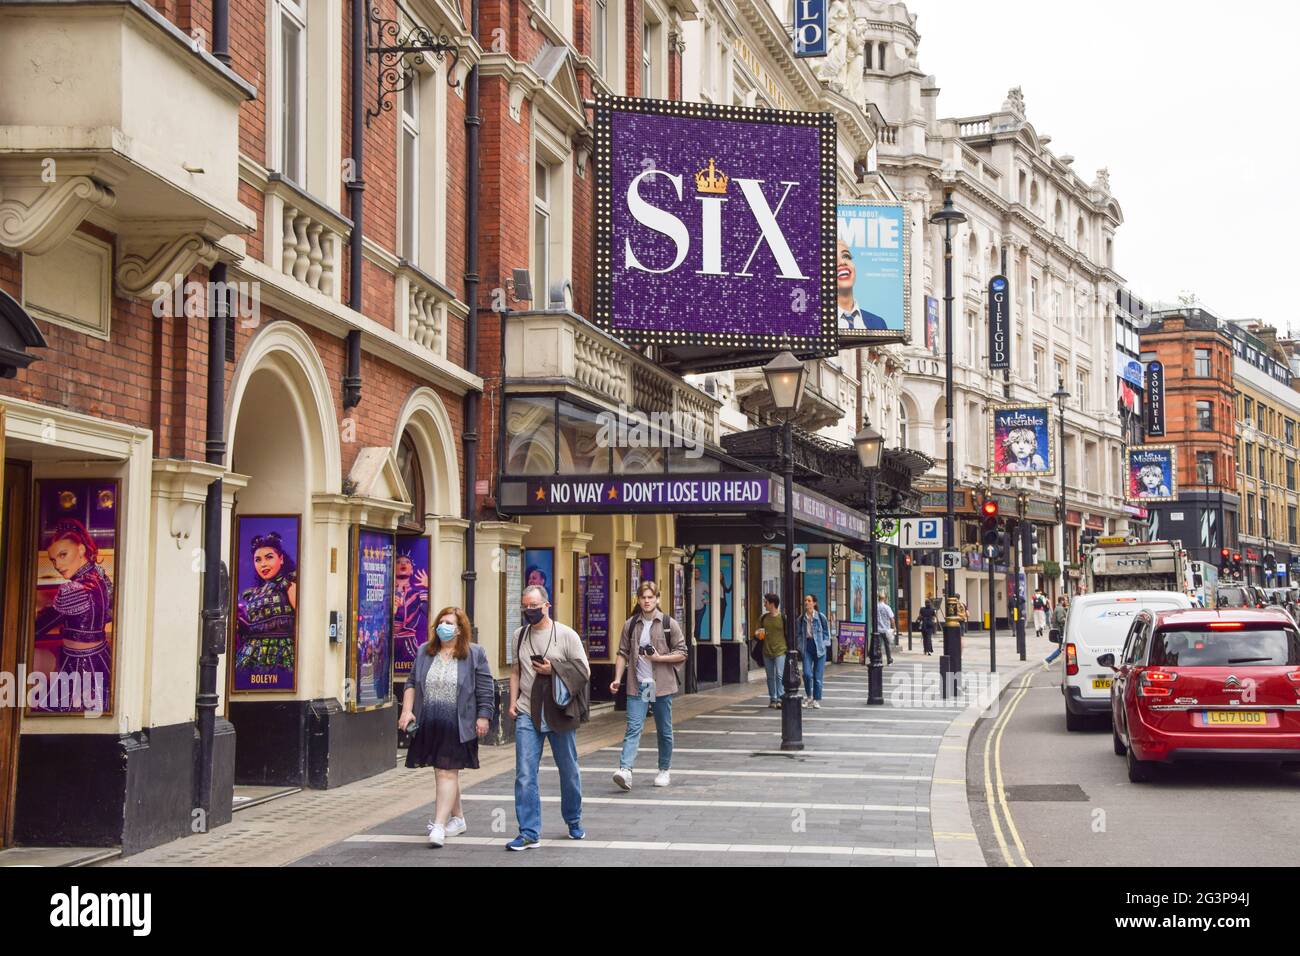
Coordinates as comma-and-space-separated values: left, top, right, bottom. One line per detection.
811, 700, 822, 709
445, 816, 467, 837
426, 821, 445, 847
801, 697, 810, 708
654, 771, 671, 787
613, 768, 632, 791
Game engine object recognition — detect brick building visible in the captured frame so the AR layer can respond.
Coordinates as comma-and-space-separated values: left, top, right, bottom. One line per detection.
1137, 308, 1238, 566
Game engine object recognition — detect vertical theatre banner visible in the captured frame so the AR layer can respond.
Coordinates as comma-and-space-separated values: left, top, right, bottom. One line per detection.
849, 559, 867, 623
1127, 445, 1177, 503
836, 201, 910, 343
594, 96, 838, 362
693, 549, 712, 641
990, 404, 1054, 477
523, 548, 555, 603
1145, 360, 1166, 437
926, 296, 939, 354
719, 553, 735, 641
586, 554, 611, 658
393, 534, 431, 682
804, 556, 828, 620
231, 514, 300, 694
30, 479, 119, 716
793, 0, 828, 56
352, 528, 394, 709
988, 275, 1010, 369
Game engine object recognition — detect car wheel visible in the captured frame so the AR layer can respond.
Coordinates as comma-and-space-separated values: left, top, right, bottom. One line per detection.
1112, 726, 1127, 756
1126, 744, 1157, 783
1065, 707, 1088, 732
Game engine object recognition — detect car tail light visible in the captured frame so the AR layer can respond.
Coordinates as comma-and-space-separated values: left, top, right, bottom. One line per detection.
1287, 672, 1300, 684
1209, 622, 1243, 630
1066, 643, 1078, 676
1138, 670, 1176, 698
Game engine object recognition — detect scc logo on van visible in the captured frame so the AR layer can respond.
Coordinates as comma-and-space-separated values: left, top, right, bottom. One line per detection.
1095, 609, 1138, 618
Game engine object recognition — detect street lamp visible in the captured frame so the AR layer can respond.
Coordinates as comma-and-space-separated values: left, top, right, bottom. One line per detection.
763, 350, 807, 751
854, 418, 886, 705
1053, 378, 1070, 600
929, 188, 967, 680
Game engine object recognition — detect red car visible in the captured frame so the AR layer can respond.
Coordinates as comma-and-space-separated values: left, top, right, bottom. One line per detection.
1101, 607, 1300, 782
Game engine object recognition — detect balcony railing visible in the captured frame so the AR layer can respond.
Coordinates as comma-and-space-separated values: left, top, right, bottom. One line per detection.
395, 262, 456, 358
266, 174, 349, 301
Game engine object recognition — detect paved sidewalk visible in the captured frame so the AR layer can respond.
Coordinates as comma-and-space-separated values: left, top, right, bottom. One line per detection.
111, 629, 1048, 867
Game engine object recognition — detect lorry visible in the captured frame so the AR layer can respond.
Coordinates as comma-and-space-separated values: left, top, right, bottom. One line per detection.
1084, 539, 1191, 595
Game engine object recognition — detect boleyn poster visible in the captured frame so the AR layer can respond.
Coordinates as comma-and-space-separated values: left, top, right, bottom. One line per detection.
392, 534, 431, 682
836, 201, 910, 344
231, 514, 300, 694
29, 479, 119, 716
1127, 445, 1177, 503
594, 96, 838, 357
990, 404, 1054, 477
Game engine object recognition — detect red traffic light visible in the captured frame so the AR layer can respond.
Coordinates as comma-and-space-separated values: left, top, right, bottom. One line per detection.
1232, 552, 1242, 563
980, 500, 999, 518
1219, 548, 1230, 560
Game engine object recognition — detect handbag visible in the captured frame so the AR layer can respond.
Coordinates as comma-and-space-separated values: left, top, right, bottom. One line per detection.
749, 637, 765, 667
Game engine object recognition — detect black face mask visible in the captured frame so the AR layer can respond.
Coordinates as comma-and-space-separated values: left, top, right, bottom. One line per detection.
523, 607, 545, 626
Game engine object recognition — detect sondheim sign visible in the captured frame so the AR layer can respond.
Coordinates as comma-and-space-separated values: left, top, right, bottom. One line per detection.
593, 96, 838, 354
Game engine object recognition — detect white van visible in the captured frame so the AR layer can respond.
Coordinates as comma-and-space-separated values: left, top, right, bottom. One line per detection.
1054, 590, 1193, 731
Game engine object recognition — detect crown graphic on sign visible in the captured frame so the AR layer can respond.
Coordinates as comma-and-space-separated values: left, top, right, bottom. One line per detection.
694, 158, 729, 194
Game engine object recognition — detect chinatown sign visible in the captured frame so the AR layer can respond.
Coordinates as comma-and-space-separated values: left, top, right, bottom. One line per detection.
502, 475, 772, 514
593, 96, 838, 356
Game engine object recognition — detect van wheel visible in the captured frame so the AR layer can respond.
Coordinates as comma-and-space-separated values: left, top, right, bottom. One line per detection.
1065, 708, 1087, 732
1126, 745, 1157, 783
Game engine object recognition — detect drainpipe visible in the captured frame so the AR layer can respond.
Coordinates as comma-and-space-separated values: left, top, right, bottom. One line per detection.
461, 0, 482, 622
343, 0, 366, 410
212, 0, 230, 66
196, 264, 228, 817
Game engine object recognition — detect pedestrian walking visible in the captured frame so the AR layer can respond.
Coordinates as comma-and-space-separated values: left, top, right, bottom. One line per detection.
506, 584, 591, 850
1032, 589, 1048, 638
399, 606, 495, 847
798, 594, 831, 707
753, 593, 787, 708
918, 599, 937, 655
1042, 595, 1070, 669
956, 598, 969, 635
609, 581, 687, 791
874, 592, 896, 665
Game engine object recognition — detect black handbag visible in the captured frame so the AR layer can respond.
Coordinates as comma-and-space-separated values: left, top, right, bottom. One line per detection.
749, 638, 765, 667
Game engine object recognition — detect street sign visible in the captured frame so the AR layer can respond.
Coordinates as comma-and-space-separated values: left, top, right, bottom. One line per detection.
941, 550, 961, 570
897, 517, 943, 550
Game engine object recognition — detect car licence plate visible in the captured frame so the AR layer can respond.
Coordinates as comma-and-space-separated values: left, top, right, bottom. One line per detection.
1091, 678, 1112, 690
1204, 710, 1267, 726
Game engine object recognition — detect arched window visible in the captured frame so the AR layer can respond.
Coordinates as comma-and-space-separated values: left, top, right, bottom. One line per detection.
878, 43, 886, 71
1053, 198, 1064, 235
864, 43, 872, 71
899, 402, 909, 449
397, 429, 426, 531
1076, 217, 1086, 250
1029, 180, 1040, 213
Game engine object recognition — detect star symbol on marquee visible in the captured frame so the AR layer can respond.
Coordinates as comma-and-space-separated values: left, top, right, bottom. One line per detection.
607, 486, 618, 501
534, 486, 546, 501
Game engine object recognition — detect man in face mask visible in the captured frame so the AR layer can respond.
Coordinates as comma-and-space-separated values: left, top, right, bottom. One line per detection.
506, 584, 590, 850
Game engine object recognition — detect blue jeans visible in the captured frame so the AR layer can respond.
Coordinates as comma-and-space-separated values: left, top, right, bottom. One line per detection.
1044, 645, 1062, 664
763, 653, 786, 701
618, 685, 674, 771
514, 711, 582, 842
803, 641, 825, 700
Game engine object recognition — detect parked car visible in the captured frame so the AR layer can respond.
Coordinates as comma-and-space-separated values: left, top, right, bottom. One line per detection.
1054, 590, 1193, 731
1102, 607, 1300, 782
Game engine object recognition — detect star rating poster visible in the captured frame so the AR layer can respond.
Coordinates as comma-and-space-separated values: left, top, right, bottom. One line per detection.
586, 554, 611, 659
350, 528, 394, 710
836, 201, 910, 345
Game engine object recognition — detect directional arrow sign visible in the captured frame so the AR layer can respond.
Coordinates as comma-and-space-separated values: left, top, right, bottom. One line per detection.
898, 517, 943, 550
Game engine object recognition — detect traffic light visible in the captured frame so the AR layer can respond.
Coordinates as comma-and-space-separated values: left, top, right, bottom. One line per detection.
1232, 552, 1243, 578
1219, 547, 1231, 570
992, 531, 1009, 565
980, 500, 1000, 550
1265, 553, 1277, 573
1021, 523, 1041, 566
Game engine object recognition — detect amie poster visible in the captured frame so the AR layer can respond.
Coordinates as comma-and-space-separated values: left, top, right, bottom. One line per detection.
352, 528, 394, 709
231, 514, 299, 694
29, 479, 119, 716
393, 534, 431, 681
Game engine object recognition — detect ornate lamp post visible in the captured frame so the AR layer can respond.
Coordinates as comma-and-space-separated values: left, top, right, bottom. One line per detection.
1053, 378, 1071, 599
763, 351, 808, 750
929, 189, 967, 676
854, 418, 886, 705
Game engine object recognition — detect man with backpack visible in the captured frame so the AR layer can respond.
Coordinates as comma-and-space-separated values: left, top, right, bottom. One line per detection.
609, 580, 688, 791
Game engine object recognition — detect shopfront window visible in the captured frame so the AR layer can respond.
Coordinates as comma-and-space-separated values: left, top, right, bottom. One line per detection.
557, 401, 609, 474
615, 444, 665, 474
396, 430, 425, 531
505, 397, 557, 475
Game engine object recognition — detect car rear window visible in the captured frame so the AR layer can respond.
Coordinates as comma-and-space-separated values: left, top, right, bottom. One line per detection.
1215, 588, 1248, 607
1149, 628, 1300, 667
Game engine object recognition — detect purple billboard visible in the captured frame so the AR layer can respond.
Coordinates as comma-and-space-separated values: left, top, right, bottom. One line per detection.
594, 96, 838, 356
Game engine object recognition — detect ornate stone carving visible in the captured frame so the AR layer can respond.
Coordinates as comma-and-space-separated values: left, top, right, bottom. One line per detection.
1093, 167, 1111, 194
116, 233, 219, 299
815, 1, 852, 93
0, 176, 116, 256
1002, 86, 1026, 117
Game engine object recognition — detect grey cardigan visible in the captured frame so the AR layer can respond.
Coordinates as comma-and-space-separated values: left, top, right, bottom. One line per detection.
406, 643, 496, 744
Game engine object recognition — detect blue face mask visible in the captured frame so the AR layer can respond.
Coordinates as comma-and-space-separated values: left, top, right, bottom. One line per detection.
436, 622, 457, 642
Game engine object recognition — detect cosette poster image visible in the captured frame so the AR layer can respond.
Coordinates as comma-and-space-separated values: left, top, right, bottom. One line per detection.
990, 404, 1054, 477
392, 534, 431, 682
352, 528, 395, 709
1127, 445, 1177, 503
231, 514, 300, 694
29, 479, 119, 716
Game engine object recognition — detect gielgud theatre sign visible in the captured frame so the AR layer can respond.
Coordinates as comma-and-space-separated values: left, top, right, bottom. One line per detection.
593, 95, 839, 372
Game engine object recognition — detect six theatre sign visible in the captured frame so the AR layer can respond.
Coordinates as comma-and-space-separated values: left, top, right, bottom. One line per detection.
593, 96, 838, 357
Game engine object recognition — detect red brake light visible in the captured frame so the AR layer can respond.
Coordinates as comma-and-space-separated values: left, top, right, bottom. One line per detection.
1208, 622, 1243, 629
1065, 643, 1078, 676
1146, 671, 1175, 681
1138, 670, 1176, 697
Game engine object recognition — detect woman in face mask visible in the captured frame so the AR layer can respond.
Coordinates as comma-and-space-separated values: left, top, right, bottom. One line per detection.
399, 606, 496, 847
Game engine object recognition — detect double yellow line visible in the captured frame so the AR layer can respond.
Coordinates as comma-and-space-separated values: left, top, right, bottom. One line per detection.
982, 672, 1034, 867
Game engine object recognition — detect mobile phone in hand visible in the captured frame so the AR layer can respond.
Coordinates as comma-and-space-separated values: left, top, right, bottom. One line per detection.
530, 655, 546, 664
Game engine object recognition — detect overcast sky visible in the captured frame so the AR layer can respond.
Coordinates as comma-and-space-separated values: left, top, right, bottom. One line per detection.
904, 0, 1300, 335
